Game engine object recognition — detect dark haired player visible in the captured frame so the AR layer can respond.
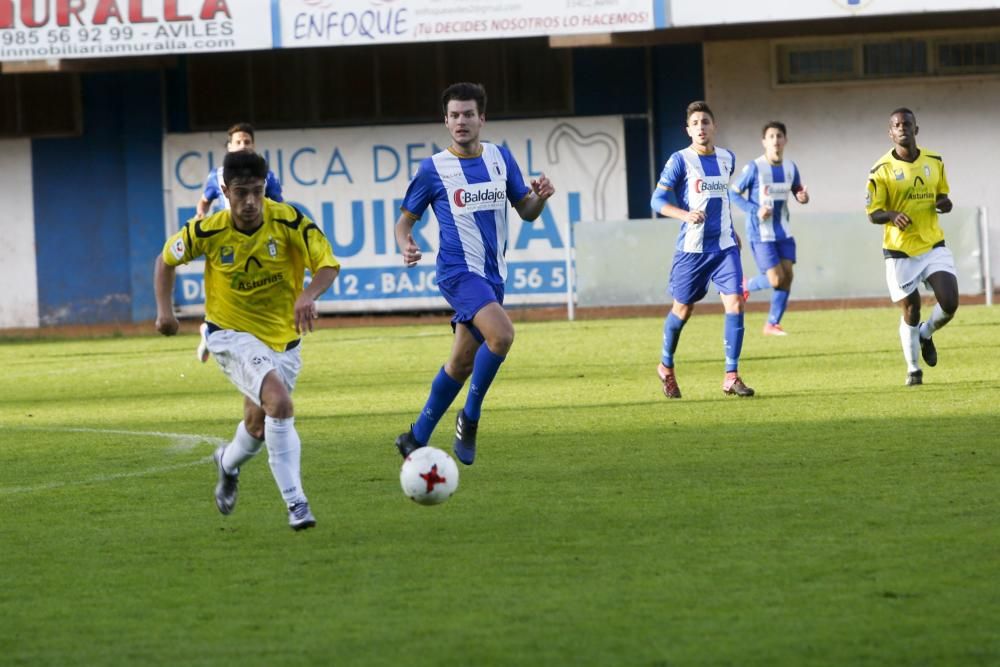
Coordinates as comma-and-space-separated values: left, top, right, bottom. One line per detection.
393, 82, 555, 465
731, 121, 810, 335
155, 151, 340, 529
650, 101, 753, 399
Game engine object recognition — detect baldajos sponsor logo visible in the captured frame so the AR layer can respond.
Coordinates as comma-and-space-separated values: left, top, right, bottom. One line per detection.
694, 178, 728, 194
453, 187, 506, 207
231, 271, 284, 290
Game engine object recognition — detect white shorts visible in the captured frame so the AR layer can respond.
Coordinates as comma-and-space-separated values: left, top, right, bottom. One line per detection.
884, 246, 957, 303
205, 329, 302, 406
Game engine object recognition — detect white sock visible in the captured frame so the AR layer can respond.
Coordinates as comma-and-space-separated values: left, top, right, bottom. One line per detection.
920, 303, 951, 339
265, 416, 307, 506
899, 318, 920, 373
221, 421, 264, 474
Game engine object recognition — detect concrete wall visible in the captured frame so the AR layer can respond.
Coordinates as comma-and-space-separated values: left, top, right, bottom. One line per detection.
703, 38, 1000, 290
0, 139, 39, 329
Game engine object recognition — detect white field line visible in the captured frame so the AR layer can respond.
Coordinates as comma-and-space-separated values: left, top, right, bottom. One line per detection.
0, 427, 225, 496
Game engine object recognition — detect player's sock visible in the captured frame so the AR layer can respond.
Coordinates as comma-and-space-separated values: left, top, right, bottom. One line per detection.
264, 416, 306, 506
920, 303, 952, 338
748, 274, 771, 292
412, 367, 463, 445
723, 312, 745, 373
661, 313, 686, 367
899, 318, 921, 373
221, 420, 264, 474
463, 344, 506, 422
768, 289, 790, 325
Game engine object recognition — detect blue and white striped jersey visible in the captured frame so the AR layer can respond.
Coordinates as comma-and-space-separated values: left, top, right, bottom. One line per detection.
654, 147, 738, 253
401, 142, 531, 284
202, 166, 284, 213
731, 156, 802, 243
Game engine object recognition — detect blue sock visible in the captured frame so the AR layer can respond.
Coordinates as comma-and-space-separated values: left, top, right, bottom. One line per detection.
661, 313, 686, 367
724, 312, 745, 372
463, 344, 506, 421
412, 367, 463, 445
748, 274, 771, 292
769, 289, 790, 325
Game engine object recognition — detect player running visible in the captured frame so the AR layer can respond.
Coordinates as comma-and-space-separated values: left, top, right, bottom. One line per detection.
730, 121, 810, 335
865, 107, 957, 386
155, 150, 340, 530
392, 82, 555, 465
649, 101, 753, 399
195, 122, 284, 364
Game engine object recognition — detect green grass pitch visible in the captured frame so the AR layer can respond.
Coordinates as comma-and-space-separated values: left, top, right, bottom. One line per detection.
2, 306, 998, 666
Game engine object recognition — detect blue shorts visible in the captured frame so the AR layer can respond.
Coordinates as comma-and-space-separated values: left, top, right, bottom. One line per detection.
669, 247, 744, 304
438, 272, 505, 338
750, 238, 796, 272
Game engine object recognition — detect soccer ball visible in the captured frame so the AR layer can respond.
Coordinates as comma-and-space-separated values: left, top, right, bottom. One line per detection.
400, 447, 459, 505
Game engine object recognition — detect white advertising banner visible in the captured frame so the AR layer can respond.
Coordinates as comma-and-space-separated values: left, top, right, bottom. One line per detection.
0, 0, 272, 62
668, 0, 1000, 26
274, 0, 655, 48
162, 116, 628, 314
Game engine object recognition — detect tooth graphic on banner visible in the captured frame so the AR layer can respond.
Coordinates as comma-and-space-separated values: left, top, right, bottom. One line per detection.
545, 123, 619, 221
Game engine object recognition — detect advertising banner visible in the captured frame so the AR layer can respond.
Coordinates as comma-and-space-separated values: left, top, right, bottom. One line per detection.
0, 0, 272, 62
274, 0, 655, 48
162, 116, 628, 314
667, 0, 1000, 26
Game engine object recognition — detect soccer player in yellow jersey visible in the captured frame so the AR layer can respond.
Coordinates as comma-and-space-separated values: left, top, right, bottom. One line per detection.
866, 108, 956, 386
154, 151, 340, 530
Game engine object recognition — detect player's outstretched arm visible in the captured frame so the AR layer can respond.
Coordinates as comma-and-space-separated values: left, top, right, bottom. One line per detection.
154, 256, 179, 336
294, 266, 339, 335
514, 173, 555, 221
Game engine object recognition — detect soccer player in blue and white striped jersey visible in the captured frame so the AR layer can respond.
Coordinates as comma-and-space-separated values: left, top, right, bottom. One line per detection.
393, 82, 555, 465
650, 101, 753, 398
731, 121, 810, 336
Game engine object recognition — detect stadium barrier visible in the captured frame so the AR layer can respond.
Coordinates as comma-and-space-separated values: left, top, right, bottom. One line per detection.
571, 207, 991, 314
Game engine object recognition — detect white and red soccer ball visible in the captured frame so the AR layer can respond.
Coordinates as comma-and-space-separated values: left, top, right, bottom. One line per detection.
400, 447, 459, 505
